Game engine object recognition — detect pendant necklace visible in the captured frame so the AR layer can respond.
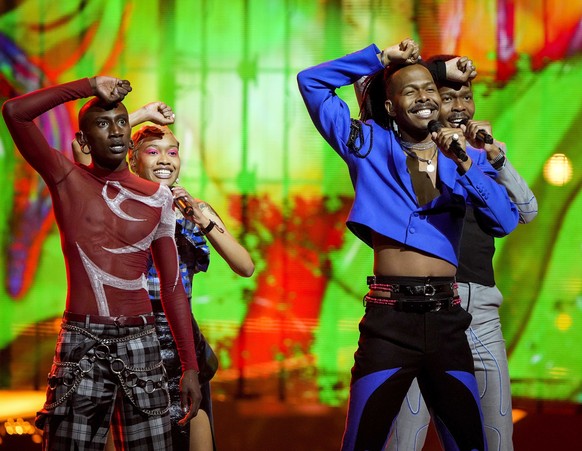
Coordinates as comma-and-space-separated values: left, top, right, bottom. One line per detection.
400, 141, 438, 173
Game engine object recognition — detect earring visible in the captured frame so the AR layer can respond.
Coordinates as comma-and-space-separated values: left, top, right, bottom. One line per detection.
129, 139, 134, 150
81, 144, 91, 155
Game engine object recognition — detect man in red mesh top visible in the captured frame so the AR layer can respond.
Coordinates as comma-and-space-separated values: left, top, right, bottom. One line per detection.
2, 76, 201, 450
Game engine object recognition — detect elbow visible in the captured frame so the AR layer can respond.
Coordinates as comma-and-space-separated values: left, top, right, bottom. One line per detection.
2, 99, 16, 121
500, 213, 520, 237
229, 258, 255, 278
519, 210, 538, 224
519, 198, 539, 224
239, 261, 255, 278
297, 70, 307, 86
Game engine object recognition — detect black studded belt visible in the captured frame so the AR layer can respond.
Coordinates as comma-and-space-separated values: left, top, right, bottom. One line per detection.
63, 311, 155, 327
364, 275, 459, 312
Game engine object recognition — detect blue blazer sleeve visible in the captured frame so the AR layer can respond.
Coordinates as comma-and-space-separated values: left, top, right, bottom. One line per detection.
297, 44, 384, 161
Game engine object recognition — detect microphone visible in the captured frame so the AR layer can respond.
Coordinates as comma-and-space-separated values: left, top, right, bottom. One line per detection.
427, 120, 468, 162
459, 119, 494, 144
170, 187, 194, 216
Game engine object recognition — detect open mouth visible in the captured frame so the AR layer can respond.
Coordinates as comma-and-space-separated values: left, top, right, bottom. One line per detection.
447, 117, 468, 127
153, 169, 173, 179
413, 108, 435, 119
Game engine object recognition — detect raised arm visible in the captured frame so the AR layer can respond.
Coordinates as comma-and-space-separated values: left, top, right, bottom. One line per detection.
296, 44, 385, 158
3, 78, 95, 181
128, 101, 175, 127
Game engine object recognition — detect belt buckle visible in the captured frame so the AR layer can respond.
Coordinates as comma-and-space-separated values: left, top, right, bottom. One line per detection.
114, 316, 127, 327
424, 284, 436, 296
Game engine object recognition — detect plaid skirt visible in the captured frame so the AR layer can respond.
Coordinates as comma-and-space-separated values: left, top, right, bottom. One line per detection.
37, 318, 172, 450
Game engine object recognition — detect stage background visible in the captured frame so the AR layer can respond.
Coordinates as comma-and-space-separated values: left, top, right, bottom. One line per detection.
1, 0, 582, 447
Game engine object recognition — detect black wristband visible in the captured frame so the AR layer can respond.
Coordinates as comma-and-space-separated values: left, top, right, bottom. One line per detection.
491, 156, 506, 170
427, 60, 447, 83
488, 148, 506, 170
194, 220, 215, 236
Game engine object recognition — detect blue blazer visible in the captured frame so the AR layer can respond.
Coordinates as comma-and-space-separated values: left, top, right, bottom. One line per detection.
297, 44, 519, 267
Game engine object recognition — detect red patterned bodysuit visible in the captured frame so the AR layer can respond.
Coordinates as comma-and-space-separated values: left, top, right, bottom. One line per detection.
2, 79, 197, 372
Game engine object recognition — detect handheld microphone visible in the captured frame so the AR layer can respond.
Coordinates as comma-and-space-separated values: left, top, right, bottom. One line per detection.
459, 119, 494, 144
428, 120, 468, 162
170, 187, 194, 217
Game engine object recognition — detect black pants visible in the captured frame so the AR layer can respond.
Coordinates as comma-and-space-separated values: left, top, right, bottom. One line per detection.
341, 300, 486, 451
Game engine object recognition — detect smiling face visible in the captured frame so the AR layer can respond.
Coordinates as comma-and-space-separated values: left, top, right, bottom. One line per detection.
130, 125, 180, 186
438, 82, 475, 128
384, 64, 441, 140
78, 100, 131, 171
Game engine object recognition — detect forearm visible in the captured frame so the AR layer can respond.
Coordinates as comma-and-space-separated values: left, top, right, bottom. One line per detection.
206, 228, 254, 277
129, 108, 148, 127
2, 78, 94, 177
190, 202, 255, 277
460, 158, 520, 237
152, 236, 198, 372
494, 158, 538, 224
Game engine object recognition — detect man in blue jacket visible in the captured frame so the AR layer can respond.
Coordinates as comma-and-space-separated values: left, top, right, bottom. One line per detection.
297, 39, 519, 451
385, 55, 537, 451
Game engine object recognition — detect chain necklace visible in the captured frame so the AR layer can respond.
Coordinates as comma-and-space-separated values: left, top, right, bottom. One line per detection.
399, 139, 436, 151
400, 141, 438, 173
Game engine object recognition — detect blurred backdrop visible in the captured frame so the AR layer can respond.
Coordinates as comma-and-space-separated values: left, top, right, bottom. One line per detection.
1, 0, 582, 449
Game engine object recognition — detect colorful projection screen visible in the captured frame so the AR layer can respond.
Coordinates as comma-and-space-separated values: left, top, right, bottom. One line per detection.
1, 0, 581, 407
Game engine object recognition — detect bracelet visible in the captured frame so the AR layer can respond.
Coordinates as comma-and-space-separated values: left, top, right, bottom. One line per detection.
194, 220, 215, 236
488, 148, 506, 170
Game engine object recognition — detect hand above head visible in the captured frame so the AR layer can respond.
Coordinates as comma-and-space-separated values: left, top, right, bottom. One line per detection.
379, 38, 421, 66
444, 56, 477, 83
178, 369, 202, 426
131, 102, 175, 126
93, 76, 132, 103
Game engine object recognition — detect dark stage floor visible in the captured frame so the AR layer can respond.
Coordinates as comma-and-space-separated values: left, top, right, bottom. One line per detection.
1, 388, 581, 450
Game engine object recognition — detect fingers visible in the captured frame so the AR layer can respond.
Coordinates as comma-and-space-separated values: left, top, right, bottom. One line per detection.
171, 186, 189, 199
177, 401, 199, 426
178, 370, 201, 426
400, 38, 420, 63
111, 79, 131, 101
432, 127, 466, 156
158, 103, 174, 117
457, 57, 477, 80
382, 39, 420, 66
95, 76, 132, 102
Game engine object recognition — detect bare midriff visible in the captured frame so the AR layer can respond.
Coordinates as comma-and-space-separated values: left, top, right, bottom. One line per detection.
372, 231, 456, 278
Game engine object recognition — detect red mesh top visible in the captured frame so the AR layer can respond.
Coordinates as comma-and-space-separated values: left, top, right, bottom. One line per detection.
2, 79, 197, 371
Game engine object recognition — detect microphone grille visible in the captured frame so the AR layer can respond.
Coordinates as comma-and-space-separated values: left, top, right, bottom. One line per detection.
427, 120, 442, 133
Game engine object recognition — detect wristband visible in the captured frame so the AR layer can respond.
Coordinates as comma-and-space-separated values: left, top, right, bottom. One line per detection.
194, 220, 215, 236
488, 148, 506, 170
